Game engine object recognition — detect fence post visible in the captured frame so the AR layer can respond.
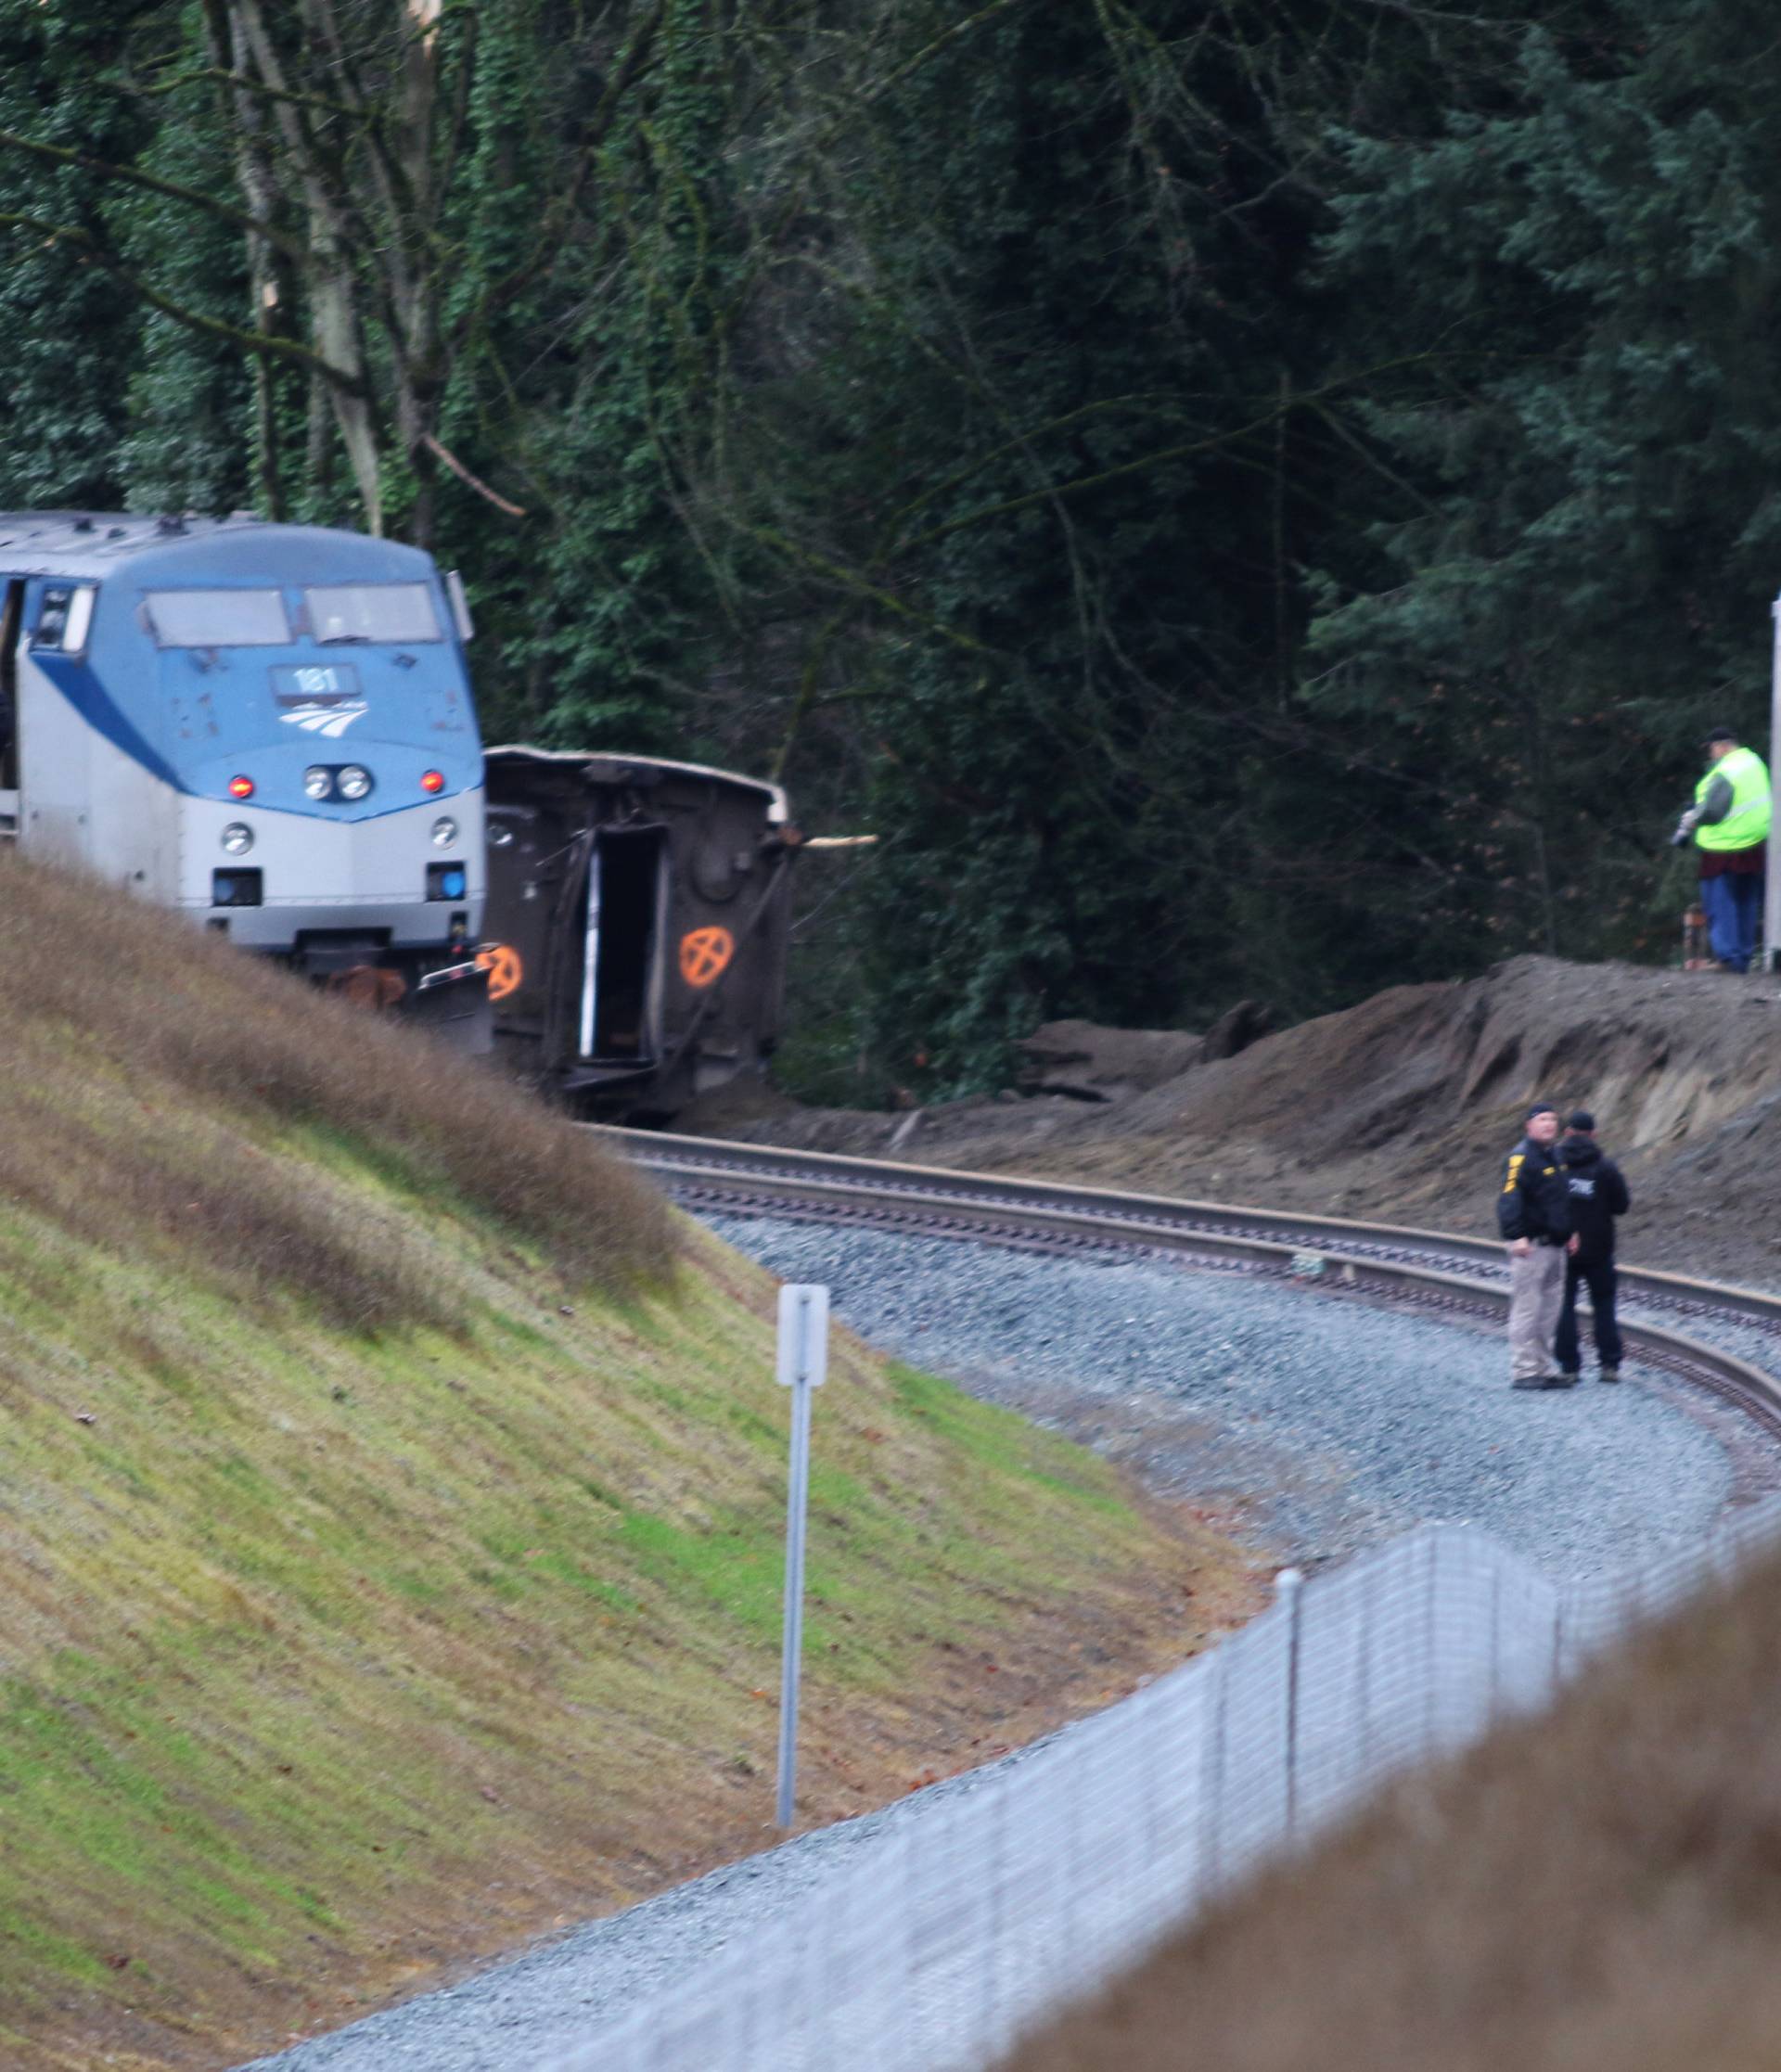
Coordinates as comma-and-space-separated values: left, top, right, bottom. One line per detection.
775, 1284, 829, 1829
1200, 1644, 1229, 1899
1423, 1533, 1440, 1755
1488, 1561, 1502, 1726
1277, 1567, 1304, 1843
980, 1780, 1007, 2059
1355, 1554, 1376, 1786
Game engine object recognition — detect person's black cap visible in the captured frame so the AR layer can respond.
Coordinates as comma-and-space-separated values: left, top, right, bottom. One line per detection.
1703, 725, 1737, 746
1567, 1109, 1595, 1132
1526, 1101, 1558, 1121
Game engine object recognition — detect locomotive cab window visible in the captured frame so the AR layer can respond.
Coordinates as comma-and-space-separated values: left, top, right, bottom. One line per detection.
306, 583, 441, 645
147, 589, 291, 647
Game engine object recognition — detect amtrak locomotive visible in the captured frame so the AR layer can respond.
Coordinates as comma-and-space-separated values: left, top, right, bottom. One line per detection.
0, 512, 488, 1039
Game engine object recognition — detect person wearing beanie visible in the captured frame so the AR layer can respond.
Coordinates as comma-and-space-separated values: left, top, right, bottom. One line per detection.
1555, 1111, 1630, 1382
1672, 725, 1770, 973
1496, 1102, 1576, 1389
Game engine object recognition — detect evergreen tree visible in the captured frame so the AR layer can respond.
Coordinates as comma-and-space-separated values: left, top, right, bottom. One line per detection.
1309, 0, 1781, 966
0, 0, 150, 507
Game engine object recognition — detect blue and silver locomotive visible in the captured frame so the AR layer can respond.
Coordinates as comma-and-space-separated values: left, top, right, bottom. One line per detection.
0, 511, 488, 1037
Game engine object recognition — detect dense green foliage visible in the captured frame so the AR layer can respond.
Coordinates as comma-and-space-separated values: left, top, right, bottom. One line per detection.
1, 0, 1770, 1097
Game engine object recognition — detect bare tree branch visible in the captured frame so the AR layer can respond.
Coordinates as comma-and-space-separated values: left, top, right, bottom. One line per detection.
0, 211, 365, 390
0, 125, 306, 263
419, 432, 526, 517
452, 0, 670, 345
856, 0, 1040, 104
897, 355, 1469, 551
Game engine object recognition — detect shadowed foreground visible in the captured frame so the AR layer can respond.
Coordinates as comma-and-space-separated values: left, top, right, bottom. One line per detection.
1002, 1546, 1781, 2072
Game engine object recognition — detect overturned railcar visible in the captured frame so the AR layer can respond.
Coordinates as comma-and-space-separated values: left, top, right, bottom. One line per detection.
480, 747, 797, 1117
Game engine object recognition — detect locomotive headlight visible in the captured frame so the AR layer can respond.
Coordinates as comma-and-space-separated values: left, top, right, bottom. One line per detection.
430, 816, 459, 849
336, 764, 373, 800
220, 823, 254, 854
302, 765, 334, 800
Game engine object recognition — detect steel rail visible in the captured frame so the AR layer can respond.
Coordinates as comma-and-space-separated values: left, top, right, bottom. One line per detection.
596, 1129, 1781, 1329
592, 1126, 1781, 1442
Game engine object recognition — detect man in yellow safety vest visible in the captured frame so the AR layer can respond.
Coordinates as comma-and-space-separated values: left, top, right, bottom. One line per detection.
1672, 726, 1771, 973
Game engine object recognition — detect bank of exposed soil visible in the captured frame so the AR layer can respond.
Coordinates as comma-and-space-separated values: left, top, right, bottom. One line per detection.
689, 956, 1781, 1289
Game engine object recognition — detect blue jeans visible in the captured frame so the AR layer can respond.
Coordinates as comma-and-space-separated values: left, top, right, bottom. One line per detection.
1700, 868, 1764, 972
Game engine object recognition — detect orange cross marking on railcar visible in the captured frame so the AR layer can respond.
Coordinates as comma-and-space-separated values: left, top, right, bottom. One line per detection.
476, 942, 524, 1002
680, 927, 735, 988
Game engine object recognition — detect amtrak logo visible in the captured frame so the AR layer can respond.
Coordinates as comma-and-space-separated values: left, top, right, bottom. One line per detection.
280, 700, 369, 738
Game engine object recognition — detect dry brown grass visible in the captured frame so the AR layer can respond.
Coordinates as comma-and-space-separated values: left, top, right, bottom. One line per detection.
0, 850, 673, 1325
1001, 1550, 1781, 2072
0, 852, 1268, 2070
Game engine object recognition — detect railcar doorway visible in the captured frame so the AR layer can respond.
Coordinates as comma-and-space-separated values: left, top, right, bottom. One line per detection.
580, 825, 667, 1062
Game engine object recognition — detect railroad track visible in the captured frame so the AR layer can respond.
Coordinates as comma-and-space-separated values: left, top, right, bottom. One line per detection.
594, 1127, 1781, 1444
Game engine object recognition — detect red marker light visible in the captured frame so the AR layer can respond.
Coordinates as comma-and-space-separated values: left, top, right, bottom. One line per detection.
228, 775, 254, 799
420, 769, 445, 795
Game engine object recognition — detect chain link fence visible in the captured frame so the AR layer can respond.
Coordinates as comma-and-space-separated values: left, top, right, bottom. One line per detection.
538, 1494, 1781, 2072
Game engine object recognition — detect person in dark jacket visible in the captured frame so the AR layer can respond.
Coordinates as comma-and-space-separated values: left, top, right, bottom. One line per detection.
1554, 1110, 1630, 1382
1496, 1102, 1575, 1389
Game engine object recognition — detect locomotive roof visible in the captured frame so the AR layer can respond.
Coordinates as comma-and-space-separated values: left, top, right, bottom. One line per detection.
484, 742, 788, 824
0, 511, 434, 583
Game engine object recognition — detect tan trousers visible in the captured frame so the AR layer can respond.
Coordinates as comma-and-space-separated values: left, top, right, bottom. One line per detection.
1507, 1245, 1567, 1381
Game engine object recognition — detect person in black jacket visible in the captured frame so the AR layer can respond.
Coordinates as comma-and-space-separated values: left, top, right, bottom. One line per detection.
1555, 1111, 1631, 1382
1497, 1102, 1576, 1389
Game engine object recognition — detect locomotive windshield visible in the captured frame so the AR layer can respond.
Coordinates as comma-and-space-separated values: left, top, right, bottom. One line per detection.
306, 583, 440, 644
146, 589, 291, 647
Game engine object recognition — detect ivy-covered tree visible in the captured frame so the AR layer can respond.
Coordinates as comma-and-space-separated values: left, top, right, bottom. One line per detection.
0, 0, 679, 541
0, 0, 149, 507
724, 0, 1567, 1092
3, 0, 1768, 1100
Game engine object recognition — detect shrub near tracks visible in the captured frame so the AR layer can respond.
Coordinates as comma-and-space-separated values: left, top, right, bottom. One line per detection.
0, 850, 674, 1325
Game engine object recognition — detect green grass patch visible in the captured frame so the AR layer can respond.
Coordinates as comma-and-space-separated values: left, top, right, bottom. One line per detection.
0, 1188, 1209, 2066
0, 860, 1232, 2071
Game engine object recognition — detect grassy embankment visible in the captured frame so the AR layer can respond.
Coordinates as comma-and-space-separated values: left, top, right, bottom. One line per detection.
0, 856, 1255, 2071
1005, 1546, 1781, 2072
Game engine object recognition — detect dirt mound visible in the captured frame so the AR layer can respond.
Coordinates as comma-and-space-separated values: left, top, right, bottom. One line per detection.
688, 957, 1781, 1287
1014, 1004, 1273, 1101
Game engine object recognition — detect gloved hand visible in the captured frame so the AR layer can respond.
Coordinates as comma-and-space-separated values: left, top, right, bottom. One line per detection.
1671, 807, 1702, 848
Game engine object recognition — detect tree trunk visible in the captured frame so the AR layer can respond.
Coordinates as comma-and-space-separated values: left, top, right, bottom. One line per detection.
230, 0, 385, 532
311, 257, 383, 534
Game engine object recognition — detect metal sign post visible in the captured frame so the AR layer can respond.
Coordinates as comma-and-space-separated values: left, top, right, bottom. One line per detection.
775, 1284, 829, 1828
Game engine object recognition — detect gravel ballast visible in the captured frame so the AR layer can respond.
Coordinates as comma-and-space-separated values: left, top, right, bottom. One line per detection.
704, 1218, 1759, 1576
237, 1218, 1769, 2072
